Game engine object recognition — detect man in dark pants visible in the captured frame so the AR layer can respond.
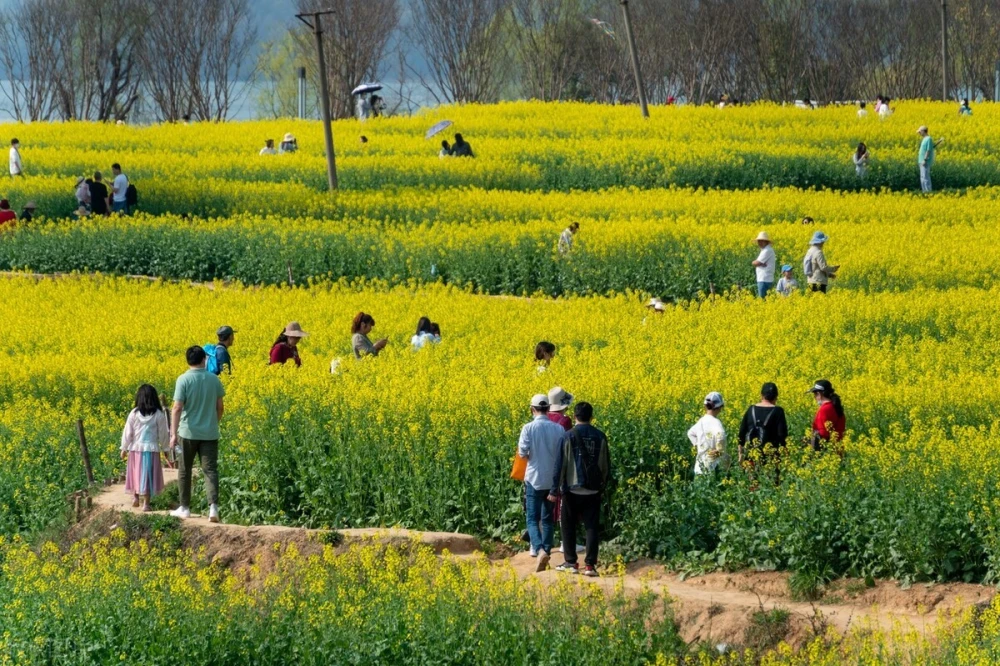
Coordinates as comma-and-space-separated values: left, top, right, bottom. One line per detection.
169, 346, 226, 523
549, 402, 611, 577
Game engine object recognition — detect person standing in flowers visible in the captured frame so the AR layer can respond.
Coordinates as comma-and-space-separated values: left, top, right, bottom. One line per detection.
270, 322, 308, 366
451, 133, 474, 158
9, 138, 21, 177
352, 312, 388, 359
689, 392, 728, 475
120, 384, 169, 512
776, 264, 798, 296
535, 341, 556, 372
411, 317, 438, 350
803, 231, 838, 293
259, 139, 276, 155
853, 143, 870, 179
959, 98, 972, 116
169, 346, 226, 523
737, 383, 788, 483
751, 231, 776, 298
917, 125, 943, 193
550, 401, 611, 577
546, 387, 573, 431
806, 380, 846, 452
558, 223, 579, 255
518, 393, 566, 572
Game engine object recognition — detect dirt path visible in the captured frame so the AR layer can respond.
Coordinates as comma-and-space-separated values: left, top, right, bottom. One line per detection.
90, 470, 994, 648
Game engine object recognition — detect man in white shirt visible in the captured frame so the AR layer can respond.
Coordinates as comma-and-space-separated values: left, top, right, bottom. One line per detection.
9, 138, 21, 176
558, 222, 579, 255
752, 231, 776, 298
517, 393, 567, 571
857, 101, 868, 118
259, 139, 276, 156
111, 163, 129, 215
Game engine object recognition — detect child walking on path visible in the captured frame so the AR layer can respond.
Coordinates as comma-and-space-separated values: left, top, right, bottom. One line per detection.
120, 384, 169, 512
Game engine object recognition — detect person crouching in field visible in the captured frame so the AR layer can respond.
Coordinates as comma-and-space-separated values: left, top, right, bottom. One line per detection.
120, 384, 169, 512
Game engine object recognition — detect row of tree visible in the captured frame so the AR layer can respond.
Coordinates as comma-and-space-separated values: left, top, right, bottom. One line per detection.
0, 0, 256, 121
5, 0, 999, 121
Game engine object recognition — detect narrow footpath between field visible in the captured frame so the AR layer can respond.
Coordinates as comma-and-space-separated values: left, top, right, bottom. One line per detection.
91, 468, 995, 649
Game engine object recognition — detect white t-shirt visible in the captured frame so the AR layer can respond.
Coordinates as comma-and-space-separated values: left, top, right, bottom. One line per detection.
9, 146, 21, 175
558, 228, 573, 254
688, 414, 727, 475
857, 109, 868, 118
112, 173, 129, 202
259, 147, 276, 156
755, 244, 776, 282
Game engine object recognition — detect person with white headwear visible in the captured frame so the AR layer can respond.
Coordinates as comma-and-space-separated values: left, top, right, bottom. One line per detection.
803, 231, 838, 294
752, 231, 776, 298
688, 392, 728, 475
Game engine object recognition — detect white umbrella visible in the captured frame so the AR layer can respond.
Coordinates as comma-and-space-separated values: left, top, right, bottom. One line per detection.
352, 83, 383, 96
425, 120, 453, 140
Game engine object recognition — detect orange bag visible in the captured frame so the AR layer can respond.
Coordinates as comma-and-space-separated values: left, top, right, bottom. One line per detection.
510, 454, 527, 481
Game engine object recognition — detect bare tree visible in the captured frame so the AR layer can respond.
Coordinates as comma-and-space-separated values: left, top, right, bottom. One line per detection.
297, 0, 400, 119
952, 0, 1000, 99
510, 0, 588, 101
0, 0, 61, 120
408, 0, 513, 104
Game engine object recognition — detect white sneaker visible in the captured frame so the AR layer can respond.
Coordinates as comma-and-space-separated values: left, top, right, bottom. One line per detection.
209, 504, 219, 523
170, 506, 191, 519
529, 547, 538, 557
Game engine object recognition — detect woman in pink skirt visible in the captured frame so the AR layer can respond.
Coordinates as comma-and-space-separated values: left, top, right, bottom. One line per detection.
120, 384, 169, 511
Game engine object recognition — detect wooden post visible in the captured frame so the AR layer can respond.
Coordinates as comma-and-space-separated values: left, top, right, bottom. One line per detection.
76, 419, 94, 485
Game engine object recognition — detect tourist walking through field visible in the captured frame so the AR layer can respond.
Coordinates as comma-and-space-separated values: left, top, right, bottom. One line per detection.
451, 133, 474, 158
737, 383, 788, 484
917, 126, 943, 193
803, 231, 838, 293
959, 98, 972, 116
547, 387, 573, 431
0, 200, 15, 226
689, 392, 728, 475
259, 139, 276, 155
120, 384, 169, 512
558, 223, 579, 255
169, 346, 226, 523
9, 138, 21, 177
518, 393, 566, 571
111, 163, 129, 215
752, 231, 776, 298
269, 322, 308, 366
856, 101, 868, 118
75, 177, 91, 211
853, 143, 869, 178
89, 172, 109, 216
352, 312, 388, 359
205, 326, 236, 376
807, 380, 846, 453
550, 401, 611, 577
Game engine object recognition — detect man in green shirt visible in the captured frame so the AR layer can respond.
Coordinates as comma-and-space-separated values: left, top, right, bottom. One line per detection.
917, 125, 942, 193
170, 346, 226, 522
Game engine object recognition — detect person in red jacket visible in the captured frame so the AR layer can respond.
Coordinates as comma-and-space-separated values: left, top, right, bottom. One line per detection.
806, 379, 846, 452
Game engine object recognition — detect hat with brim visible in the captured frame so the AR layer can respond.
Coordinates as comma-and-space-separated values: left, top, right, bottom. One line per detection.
73, 206, 89, 217
806, 380, 833, 394
781, 264, 793, 272
755, 231, 771, 242
916, 126, 928, 134
23, 201, 35, 210
810, 231, 828, 245
283, 321, 308, 338
283, 133, 296, 142
530, 394, 550, 409
704, 391, 725, 409
646, 297, 663, 307
217, 325, 237, 339
547, 387, 573, 411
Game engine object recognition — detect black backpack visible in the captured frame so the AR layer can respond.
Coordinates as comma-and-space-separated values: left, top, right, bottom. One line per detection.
126, 182, 138, 206
746, 407, 774, 448
571, 429, 606, 492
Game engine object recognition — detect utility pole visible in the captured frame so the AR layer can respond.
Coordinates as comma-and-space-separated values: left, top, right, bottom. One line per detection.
619, 0, 649, 118
296, 10, 338, 190
941, 0, 949, 102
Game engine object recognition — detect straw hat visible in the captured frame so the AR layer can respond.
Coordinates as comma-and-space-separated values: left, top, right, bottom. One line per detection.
73, 206, 89, 217
547, 387, 574, 411
755, 231, 771, 242
283, 133, 296, 142
23, 201, 36, 210
283, 321, 308, 338
916, 125, 928, 134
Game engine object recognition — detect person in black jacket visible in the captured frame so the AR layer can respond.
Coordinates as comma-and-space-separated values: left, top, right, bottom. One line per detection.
737, 382, 788, 484
548, 401, 611, 577
451, 133, 474, 158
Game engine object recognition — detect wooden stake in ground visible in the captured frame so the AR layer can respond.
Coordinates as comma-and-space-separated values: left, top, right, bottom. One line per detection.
76, 419, 95, 485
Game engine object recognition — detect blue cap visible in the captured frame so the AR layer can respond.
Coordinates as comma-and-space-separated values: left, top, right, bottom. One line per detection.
810, 231, 828, 245
781, 264, 793, 272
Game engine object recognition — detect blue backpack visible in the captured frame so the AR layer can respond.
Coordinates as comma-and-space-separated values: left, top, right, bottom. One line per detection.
203, 343, 220, 375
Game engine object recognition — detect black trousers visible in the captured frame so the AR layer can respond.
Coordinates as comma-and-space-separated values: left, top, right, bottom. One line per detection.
560, 492, 601, 566
810, 283, 827, 293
